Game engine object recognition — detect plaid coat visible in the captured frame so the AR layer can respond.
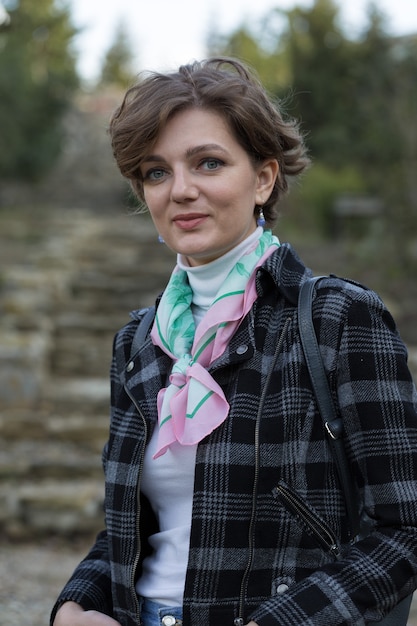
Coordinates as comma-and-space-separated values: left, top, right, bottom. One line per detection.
51, 244, 417, 626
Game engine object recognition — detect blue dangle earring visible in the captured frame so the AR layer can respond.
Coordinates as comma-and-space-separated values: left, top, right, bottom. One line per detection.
158, 234, 165, 243
257, 208, 266, 228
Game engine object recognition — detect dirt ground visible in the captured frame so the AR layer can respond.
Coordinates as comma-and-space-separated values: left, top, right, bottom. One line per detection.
0, 539, 89, 626
0, 540, 416, 626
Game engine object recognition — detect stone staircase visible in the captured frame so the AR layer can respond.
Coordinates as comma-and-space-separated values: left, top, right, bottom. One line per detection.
0, 207, 174, 538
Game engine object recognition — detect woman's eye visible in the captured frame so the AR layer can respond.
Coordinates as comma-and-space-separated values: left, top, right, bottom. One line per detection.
145, 168, 166, 182
201, 158, 223, 171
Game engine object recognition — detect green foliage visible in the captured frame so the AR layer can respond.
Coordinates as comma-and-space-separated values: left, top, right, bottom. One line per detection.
0, 0, 78, 181
208, 23, 289, 91
281, 0, 357, 165
284, 163, 366, 235
98, 20, 137, 89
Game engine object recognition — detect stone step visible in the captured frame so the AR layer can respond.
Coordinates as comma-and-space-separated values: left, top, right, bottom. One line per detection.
70, 240, 174, 272
0, 478, 104, 539
41, 377, 110, 415
0, 438, 103, 481
51, 324, 117, 377
1, 406, 108, 445
0, 405, 108, 538
66, 272, 163, 313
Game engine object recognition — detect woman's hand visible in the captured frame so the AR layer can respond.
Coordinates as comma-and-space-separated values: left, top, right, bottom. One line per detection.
246, 622, 259, 626
54, 601, 122, 625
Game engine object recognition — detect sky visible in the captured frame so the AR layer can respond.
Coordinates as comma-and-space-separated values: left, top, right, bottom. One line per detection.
68, 0, 417, 83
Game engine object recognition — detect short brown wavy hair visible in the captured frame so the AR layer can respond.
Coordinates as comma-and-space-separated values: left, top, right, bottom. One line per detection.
109, 57, 310, 226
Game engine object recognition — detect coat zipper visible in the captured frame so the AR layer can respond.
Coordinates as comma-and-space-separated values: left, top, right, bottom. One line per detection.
274, 483, 341, 559
124, 383, 149, 625
235, 317, 292, 626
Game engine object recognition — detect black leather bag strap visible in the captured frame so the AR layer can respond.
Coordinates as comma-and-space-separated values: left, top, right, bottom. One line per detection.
298, 276, 360, 539
130, 305, 156, 358
115, 306, 156, 382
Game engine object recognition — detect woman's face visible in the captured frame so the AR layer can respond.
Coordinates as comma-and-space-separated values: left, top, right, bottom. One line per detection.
140, 108, 278, 266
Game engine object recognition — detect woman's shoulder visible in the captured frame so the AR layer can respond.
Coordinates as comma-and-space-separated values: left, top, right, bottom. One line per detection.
311, 274, 400, 341
114, 315, 141, 344
313, 274, 387, 314
111, 308, 151, 363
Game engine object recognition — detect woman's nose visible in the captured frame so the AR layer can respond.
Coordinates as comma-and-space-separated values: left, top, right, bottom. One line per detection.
170, 169, 199, 203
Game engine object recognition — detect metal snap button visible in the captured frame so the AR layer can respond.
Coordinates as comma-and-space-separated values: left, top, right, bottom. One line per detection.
277, 583, 289, 594
162, 616, 177, 626
126, 361, 134, 372
236, 344, 248, 355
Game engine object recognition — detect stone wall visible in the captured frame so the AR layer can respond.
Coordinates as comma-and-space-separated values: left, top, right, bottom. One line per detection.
0, 207, 174, 538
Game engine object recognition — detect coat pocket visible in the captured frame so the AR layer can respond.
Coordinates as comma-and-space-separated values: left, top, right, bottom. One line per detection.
273, 481, 341, 560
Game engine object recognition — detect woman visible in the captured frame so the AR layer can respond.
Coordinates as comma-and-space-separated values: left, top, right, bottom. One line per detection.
51, 58, 417, 626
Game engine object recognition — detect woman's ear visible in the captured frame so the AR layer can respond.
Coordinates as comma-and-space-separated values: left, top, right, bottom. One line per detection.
255, 159, 279, 205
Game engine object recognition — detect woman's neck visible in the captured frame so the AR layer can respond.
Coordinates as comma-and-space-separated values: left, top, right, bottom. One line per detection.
177, 227, 264, 323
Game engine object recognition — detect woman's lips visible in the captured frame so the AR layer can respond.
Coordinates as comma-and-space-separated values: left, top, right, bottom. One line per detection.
173, 214, 208, 230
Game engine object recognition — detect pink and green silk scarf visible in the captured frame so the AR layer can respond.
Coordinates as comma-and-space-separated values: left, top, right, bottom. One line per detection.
150, 229, 280, 458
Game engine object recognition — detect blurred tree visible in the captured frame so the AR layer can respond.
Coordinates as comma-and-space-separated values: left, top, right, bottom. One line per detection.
0, 0, 78, 181
391, 35, 417, 213
207, 20, 289, 91
346, 6, 417, 268
378, 33, 417, 269
279, 0, 356, 166
350, 6, 401, 183
98, 20, 136, 89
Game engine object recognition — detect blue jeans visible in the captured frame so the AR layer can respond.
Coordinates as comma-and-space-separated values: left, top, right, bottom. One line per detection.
139, 597, 183, 626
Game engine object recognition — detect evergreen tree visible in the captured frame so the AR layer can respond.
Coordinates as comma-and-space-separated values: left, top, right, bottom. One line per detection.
98, 21, 136, 89
207, 22, 289, 91
0, 0, 78, 181
281, 0, 355, 165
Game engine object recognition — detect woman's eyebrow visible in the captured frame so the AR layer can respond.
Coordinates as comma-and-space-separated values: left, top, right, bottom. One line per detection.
142, 144, 229, 164
141, 154, 166, 164
185, 143, 229, 158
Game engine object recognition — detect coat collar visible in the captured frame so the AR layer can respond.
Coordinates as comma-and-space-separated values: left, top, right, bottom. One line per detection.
129, 244, 312, 320
256, 243, 313, 306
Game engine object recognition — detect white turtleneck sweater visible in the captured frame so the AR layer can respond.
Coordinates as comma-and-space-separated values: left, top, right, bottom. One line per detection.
136, 227, 264, 606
